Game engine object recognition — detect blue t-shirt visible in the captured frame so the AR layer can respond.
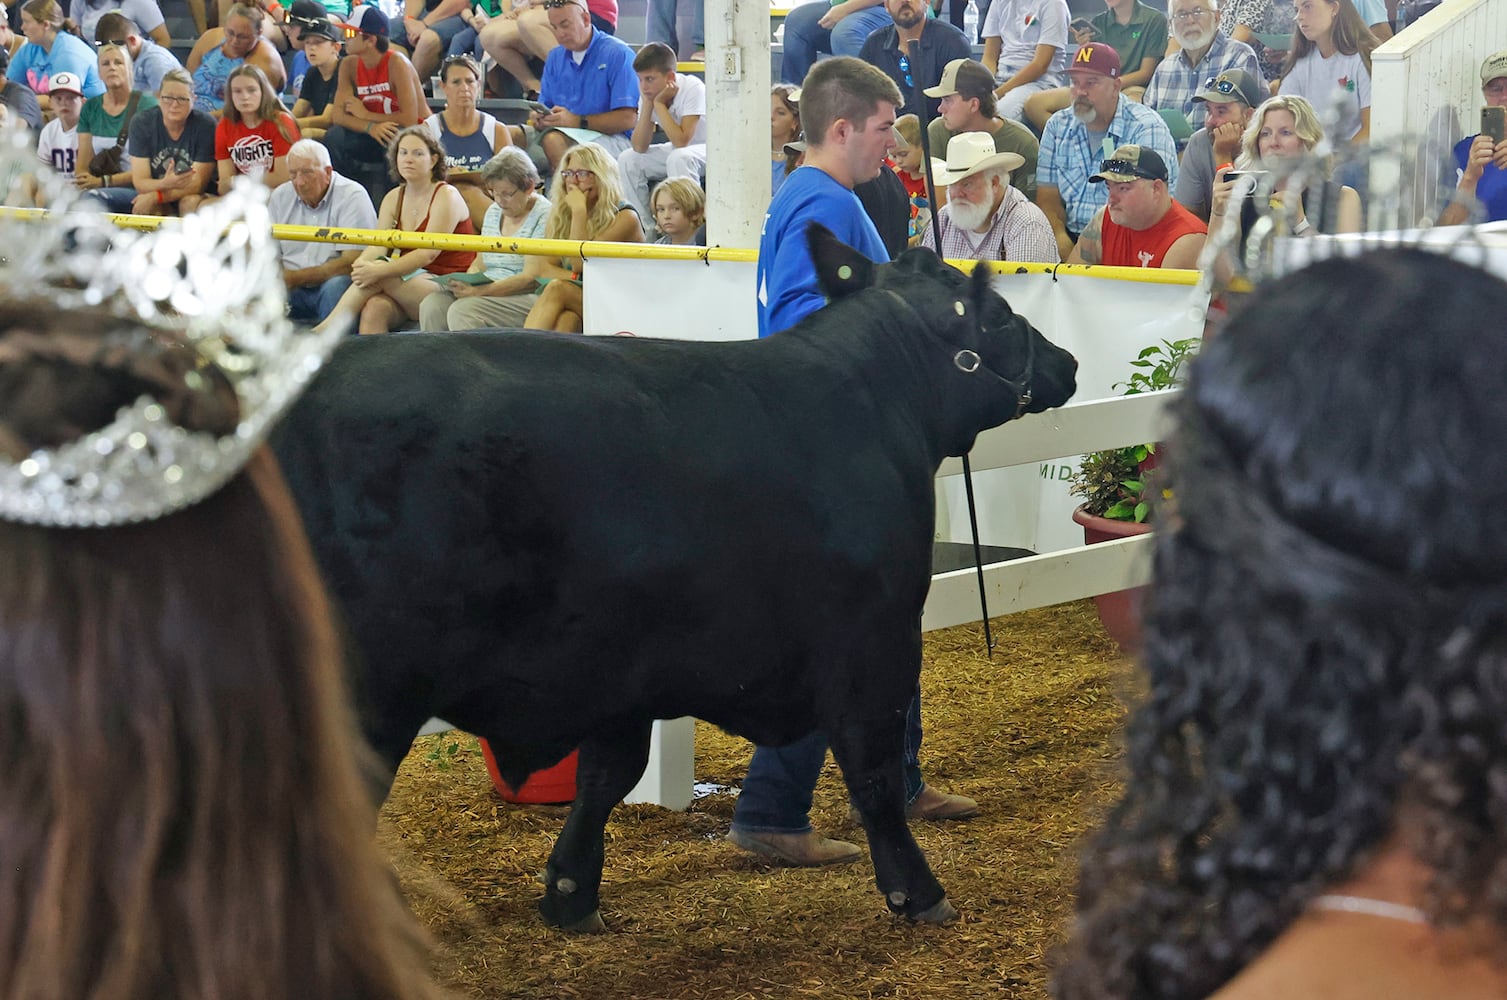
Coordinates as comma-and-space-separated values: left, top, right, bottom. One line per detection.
6, 31, 105, 97
1453, 134, 1507, 223
756, 165, 889, 339
538, 28, 637, 135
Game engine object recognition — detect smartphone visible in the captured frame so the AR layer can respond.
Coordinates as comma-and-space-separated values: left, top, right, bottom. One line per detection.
1070, 17, 1095, 35
1483, 105, 1506, 144
526, 100, 553, 116
446, 272, 493, 286
1221, 170, 1268, 183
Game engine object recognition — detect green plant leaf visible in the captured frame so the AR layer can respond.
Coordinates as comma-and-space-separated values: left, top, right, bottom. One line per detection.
1121, 478, 1143, 492
1104, 500, 1136, 520
1134, 501, 1149, 522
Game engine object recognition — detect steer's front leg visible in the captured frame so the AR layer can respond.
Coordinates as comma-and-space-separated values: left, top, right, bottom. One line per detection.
538, 718, 654, 932
827, 631, 955, 924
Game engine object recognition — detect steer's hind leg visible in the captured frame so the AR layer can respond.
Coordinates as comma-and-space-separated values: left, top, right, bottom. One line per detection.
538, 717, 654, 932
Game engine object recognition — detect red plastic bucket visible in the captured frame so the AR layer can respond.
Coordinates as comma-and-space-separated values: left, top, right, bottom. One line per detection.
479, 740, 578, 804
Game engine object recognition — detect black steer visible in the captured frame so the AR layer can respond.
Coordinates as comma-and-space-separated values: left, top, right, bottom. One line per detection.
273, 225, 1078, 931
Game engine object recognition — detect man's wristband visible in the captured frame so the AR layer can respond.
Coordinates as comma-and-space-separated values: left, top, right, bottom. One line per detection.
156, 189, 165, 204
365, 121, 372, 134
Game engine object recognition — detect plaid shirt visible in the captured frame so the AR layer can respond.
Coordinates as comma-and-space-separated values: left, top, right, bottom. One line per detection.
1038, 96, 1180, 234
1141, 32, 1265, 135
921, 184, 1059, 263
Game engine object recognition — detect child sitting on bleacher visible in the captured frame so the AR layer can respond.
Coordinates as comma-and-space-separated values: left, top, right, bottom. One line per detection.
649, 176, 703, 246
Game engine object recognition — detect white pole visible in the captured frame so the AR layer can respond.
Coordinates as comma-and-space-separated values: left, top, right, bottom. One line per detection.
704, 0, 772, 248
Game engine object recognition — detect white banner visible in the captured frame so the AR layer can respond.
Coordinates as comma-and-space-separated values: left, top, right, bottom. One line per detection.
584, 258, 1207, 555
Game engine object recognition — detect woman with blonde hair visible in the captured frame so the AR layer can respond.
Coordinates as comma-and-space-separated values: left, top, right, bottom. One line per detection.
6, 0, 103, 112
1209, 94, 1362, 239
319, 125, 477, 335
75, 39, 155, 211
1277, 0, 1377, 145
215, 63, 299, 190
523, 141, 642, 333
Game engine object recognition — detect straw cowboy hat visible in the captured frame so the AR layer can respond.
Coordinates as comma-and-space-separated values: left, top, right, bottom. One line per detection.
929, 132, 1025, 187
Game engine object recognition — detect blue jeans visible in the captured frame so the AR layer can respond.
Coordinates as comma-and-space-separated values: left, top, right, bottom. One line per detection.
447, 22, 484, 58
287, 274, 353, 324
780, 4, 894, 84
731, 686, 925, 833
88, 185, 139, 213
646, 0, 703, 55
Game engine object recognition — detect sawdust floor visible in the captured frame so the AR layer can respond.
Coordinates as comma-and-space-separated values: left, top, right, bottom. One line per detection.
378, 600, 1132, 1000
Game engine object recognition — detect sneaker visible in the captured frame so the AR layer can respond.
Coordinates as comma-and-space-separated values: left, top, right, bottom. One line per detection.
727, 827, 863, 866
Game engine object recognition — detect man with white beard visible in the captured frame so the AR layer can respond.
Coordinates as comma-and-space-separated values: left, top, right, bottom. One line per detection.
920, 131, 1057, 262
1036, 42, 1179, 261
1141, 0, 1263, 143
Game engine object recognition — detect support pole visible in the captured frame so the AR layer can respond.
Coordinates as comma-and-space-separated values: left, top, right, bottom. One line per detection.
704, 0, 771, 249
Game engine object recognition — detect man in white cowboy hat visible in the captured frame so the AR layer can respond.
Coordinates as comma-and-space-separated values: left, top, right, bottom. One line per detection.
1066, 143, 1205, 269
920, 130, 1057, 262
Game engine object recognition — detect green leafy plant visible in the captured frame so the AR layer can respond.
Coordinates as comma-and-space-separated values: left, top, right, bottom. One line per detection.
1069, 338, 1199, 523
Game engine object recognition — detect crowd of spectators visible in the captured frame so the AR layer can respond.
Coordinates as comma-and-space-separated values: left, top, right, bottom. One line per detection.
0, 0, 1499, 330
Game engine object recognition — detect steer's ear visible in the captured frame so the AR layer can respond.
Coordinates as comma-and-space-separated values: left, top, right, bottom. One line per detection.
807, 222, 877, 301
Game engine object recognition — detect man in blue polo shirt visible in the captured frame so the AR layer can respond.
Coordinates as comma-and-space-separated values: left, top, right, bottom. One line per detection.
743, 56, 980, 868
1440, 50, 1507, 226
532, 0, 638, 171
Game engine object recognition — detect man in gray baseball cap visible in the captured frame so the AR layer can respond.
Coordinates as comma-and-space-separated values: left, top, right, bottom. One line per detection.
1439, 50, 1507, 226
1173, 68, 1263, 222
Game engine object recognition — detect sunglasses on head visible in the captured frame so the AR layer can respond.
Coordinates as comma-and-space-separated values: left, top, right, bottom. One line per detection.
1203, 76, 1240, 96
1099, 158, 1155, 179
97, 37, 127, 47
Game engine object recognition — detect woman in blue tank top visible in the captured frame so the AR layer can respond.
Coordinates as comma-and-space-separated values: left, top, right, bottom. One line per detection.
186, 2, 286, 113
423, 54, 513, 228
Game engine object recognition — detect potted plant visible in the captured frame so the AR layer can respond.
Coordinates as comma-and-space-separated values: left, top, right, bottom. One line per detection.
1068, 337, 1198, 651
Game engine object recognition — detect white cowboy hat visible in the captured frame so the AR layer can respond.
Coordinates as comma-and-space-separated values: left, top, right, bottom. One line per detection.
929, 131, 1025, 187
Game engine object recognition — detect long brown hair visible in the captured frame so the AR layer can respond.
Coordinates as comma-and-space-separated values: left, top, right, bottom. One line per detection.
1281, 0, 1379, 78
0, 305, 447, 1000
223, 63, 294, 142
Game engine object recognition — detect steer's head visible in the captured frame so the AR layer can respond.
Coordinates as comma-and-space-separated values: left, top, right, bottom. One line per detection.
808, 224, 1077, 456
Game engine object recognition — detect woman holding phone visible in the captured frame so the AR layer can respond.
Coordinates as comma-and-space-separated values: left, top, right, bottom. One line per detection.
1207, 94, 1360, 286
418, 146, 551, 331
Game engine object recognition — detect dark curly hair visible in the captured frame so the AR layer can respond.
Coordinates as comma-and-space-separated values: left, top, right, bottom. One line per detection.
1052, 248, 1507, 1000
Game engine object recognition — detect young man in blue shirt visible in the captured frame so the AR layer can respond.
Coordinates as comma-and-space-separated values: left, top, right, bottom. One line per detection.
743, 56, 980, 867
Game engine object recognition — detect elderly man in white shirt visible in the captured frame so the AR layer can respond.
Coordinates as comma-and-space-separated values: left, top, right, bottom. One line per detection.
268, 139, 379, 323
921, 131, 1059, 263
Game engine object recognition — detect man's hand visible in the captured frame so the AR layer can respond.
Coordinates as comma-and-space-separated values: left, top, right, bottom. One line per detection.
450, 278, 484, 297
370, 120, 400, 145
537, 105, 581, 128
1070, 24, 1096, 45
1211, 121, 1244, 164
1462, 133, 1494, 184
818, 1, 860, 29
405, 16, 425, 44
342, 95, 367, 117
162, 160, 195, 192
656, 78, 679, 109
131, 190, 160, 213
1492, 136, 1507, 172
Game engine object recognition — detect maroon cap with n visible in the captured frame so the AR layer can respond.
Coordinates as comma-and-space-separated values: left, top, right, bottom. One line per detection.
1068, 42, 1122, 79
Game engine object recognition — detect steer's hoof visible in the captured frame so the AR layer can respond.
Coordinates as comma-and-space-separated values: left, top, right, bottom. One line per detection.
560, 909, 607, 934
911, 896, 960, 925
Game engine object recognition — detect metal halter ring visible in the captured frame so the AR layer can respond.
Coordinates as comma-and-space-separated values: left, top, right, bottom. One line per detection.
954, 350, 982, 373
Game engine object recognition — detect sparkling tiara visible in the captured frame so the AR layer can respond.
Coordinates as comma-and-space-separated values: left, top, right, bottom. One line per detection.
0, 128, 346, 528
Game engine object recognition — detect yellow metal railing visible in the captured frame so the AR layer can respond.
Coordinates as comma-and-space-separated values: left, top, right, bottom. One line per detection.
1, 206, 1206, 283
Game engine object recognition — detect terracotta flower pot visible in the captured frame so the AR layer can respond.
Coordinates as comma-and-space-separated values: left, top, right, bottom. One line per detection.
1072, 505, 1153, 654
